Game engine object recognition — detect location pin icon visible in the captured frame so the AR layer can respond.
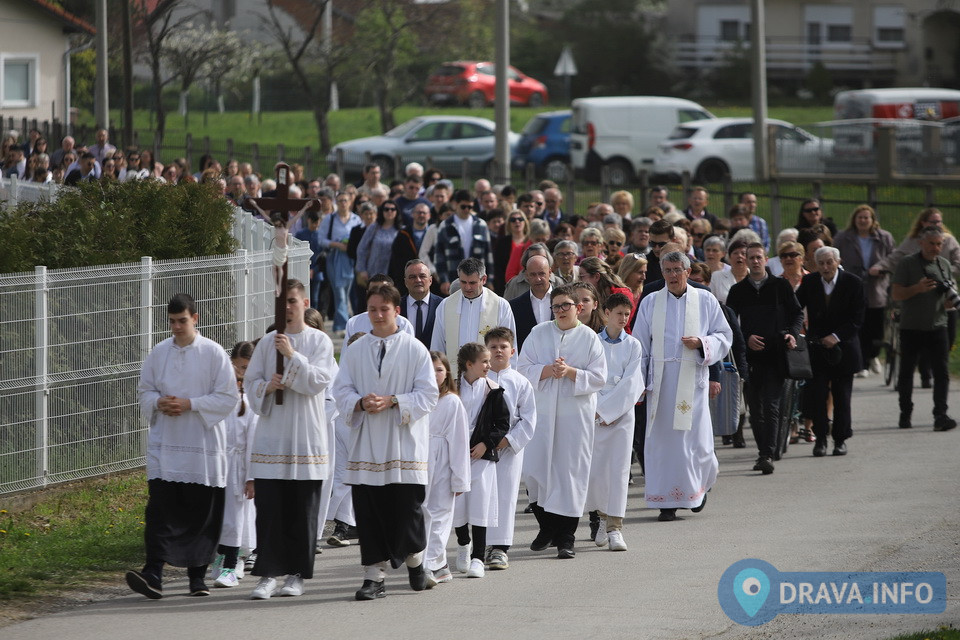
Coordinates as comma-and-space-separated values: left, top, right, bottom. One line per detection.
733, 568, 770, 617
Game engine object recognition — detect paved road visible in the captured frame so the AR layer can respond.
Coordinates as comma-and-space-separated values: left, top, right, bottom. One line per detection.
7, 374, 960, 640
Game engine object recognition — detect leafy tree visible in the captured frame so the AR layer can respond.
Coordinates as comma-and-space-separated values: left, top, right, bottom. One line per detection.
70, 48, 97, 112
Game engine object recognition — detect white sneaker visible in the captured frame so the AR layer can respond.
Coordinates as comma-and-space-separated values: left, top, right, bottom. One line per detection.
595, 518, 608, 547
210, 553, 224, 578
433, 565, 453, 583
279, 574, 304, 597
869, 357, 883, 375
608, 530, 628, 551
234, 559, 244, 581
466, 558, 485, 578
250, 576, 277, 600
456, 543, 472, 573
244, 553, 257, 572
855, 369, 869, 378
424, 570, 439, 589
214, 568, 239, 588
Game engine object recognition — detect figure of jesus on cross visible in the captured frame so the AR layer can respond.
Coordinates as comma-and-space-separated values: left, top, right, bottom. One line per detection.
241, 162, 321, 404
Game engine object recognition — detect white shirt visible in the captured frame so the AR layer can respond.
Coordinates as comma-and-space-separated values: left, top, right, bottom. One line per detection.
530, 287, 552, 324
454, 213, 474, 257
822, 271, 839, 296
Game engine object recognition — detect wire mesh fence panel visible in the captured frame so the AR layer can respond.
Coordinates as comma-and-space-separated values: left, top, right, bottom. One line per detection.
0, 212, 310, 495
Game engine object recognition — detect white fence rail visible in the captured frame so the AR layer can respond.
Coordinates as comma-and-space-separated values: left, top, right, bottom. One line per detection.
0, 210, 310, 495
0, 176, 61, 208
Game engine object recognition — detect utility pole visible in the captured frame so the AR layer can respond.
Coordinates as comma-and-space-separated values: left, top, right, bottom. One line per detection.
121, 0, 134, 146
493, 0, 510, 184
750, 0, 768, 181
94, 0, 110, 130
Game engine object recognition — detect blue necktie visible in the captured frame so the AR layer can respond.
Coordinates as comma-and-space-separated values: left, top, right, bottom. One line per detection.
415, 300, 425, 340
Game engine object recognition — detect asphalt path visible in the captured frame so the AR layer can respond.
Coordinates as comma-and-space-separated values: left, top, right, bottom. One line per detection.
6, 373, 960, 640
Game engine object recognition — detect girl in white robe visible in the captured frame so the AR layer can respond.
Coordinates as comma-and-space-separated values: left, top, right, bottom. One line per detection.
422, 352, 470, 588
453, 343, 510, 578
518, 284, 607, 559
586, 296, 645, 552
212, 341, 258, 588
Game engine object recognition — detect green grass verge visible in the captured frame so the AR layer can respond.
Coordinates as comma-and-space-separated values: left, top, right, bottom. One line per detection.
0, 473, 146, 600
887, 626, 959, 640
79, 104, 836, 150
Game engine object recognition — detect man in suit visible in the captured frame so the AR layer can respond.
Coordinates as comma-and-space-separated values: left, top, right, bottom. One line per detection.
538, 187, 565, 234
509, 255, 554, 350
796, 246, 866, 457
434, 189, 495, 295
399, 259, 442, 350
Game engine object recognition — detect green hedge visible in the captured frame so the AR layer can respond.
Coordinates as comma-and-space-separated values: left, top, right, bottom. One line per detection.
0, 180, 237, 273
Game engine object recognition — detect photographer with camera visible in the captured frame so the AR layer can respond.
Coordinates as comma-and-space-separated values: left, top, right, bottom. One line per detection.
891, 227, 958, 432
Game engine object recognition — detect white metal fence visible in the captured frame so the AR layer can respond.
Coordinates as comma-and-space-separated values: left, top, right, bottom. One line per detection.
0, 176, 61, 208
0, 210, 310, 495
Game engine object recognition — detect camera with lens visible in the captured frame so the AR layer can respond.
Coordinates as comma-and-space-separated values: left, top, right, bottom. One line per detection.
933, 278, 960, 310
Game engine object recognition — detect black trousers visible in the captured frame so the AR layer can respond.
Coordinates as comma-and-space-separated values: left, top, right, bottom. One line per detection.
744, 362, 784, 459
144, 479, 224, 569
252, 478, 323, 578
530, 502, 578, 550
899, 327, 950, 417
352, 484, 426, 569
632, 402, 647, 474
807, 371, 854, 444
860, 307, 884, 364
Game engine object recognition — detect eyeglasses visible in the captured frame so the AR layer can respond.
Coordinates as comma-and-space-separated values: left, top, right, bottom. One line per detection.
534, 201, 545, 206
550, 301, 576, 312
662, 267, 687, 275
802, 207, 821, 213
382, 207, 397, 212
692, 233, 705, 238
607, 241, 623, 246
509, 217, 524, 223
650, 240, 668, 248
556, 251, 576, 258
459, 204, 472, 211
582, 240, 599, 246
780, 252, 801, 259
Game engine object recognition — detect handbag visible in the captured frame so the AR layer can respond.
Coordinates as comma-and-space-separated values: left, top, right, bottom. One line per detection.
774, 281, 813, 380
710, 361, 741, 436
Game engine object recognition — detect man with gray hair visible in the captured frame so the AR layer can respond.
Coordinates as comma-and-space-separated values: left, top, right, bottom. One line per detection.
796, 245, 866, 455
635, 250, 732, 522
431, 257, 516, 376
504, 244, 564, 300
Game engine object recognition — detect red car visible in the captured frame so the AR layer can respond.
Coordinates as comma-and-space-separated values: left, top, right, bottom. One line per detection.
425, 61, 548, 108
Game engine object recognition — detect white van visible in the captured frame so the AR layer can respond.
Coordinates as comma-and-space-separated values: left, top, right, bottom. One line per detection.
569, 96, 714, 185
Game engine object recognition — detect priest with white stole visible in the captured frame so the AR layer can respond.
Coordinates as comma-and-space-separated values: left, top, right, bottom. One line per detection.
634, 251, 732, 522
517, 283, 607, 559
333, 284, 439, 601
431, 257, 517, 376
245, 279, 338, 600
128, 293, 239, 600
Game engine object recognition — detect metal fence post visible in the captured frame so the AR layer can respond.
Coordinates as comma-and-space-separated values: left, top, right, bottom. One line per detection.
236, 249, 249, 341
140, 257, 153, 359
35, 265, 49, 488
770, 179, 781, 241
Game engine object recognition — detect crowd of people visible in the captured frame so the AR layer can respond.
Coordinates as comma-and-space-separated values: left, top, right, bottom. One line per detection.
128, 158, 959, 604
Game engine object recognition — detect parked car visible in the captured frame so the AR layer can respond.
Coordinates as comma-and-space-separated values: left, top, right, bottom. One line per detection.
326, 115, 520, 178
425, 61, 548, 108
569, 96, 714, 186
512, 110, 571, 181
653, 117, 834, 182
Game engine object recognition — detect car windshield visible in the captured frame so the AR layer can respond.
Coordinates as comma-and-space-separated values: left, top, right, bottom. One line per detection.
433, 65, 466, 77
384, 119, 425, 138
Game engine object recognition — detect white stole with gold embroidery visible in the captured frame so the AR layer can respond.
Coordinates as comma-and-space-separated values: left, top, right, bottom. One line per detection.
649, 285, 700, 433
444, 288, 500, 375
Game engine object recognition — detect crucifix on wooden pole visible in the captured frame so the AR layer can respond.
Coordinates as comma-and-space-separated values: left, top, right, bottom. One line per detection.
241, 162, 321, 405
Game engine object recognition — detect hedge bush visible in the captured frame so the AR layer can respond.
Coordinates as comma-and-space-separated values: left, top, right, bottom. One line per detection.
0, 180, 237, 273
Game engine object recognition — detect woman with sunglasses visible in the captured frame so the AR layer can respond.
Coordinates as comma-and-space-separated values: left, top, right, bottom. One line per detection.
834, 205, 896, 377
603, 227, 627, 270
356, 201, 402, 289
494, 210, 532, 295
776, 241, 807, 291
795, 199, 838, 237
578, 257, 635, 318
578, 227, 605, 264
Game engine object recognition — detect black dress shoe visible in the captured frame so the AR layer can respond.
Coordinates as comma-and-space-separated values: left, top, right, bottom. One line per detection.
658, 509, 677, 522
757, 457, 774, 475
530, 531, 553, 551
355, 579, 385, 601
722, 435, 732, 445
588, 510, 600, 541
407, 564, 426, 591
752, 457, 762, 471
691, 493, 707, 513
899, 412, 912, 429
832, 441, 848, 456
557, 547, 576, 559
125, 570, 163, 600
934, 414, 958, 432
813, 442, 828, 457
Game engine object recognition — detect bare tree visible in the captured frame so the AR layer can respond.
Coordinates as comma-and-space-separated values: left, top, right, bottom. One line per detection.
162, 26, 245, 127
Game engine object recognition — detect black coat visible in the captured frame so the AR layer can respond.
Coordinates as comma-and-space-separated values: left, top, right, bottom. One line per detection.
471, 382, 511, 462
509, 291, 553, 351
795, 270, 866, 376
725, 273, 804, 369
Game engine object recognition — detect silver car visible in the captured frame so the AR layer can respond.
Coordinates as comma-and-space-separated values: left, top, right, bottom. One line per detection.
326, 115, 519, 178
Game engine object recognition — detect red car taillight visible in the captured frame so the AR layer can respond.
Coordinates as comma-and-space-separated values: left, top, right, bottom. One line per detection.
535, 135, 547, 149
672, 142, 694, 151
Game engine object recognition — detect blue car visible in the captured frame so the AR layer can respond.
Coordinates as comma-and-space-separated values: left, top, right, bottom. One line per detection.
512, 110, 571, 181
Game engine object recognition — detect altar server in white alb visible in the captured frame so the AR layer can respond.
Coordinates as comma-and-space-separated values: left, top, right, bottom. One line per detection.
245, 279, 338, 600
586, 293, 645, 551
344, 274, 415, 338
518, 283, 607, 559
634, 251, 732, 522
332, 285, 439, 601
422, 351, 471, 588
210, 341, 259, 588
483, 327, 537, 570
127, 293, 239, 600
431, 257, 516, 376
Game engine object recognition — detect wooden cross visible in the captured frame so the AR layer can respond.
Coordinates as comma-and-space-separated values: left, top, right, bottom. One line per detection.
241, 162, 321, 405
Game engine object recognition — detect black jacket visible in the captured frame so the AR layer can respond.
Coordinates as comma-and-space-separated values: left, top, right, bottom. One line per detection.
471, 382, 511, 462
795, 270, 865, 376
725, 272, 803, 368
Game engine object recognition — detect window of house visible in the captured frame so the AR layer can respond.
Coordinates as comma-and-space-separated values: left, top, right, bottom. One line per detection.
1, 55, 38, 108
720, 20, 741, 42
827, 25, 852, 42
874, 5, 906, 48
